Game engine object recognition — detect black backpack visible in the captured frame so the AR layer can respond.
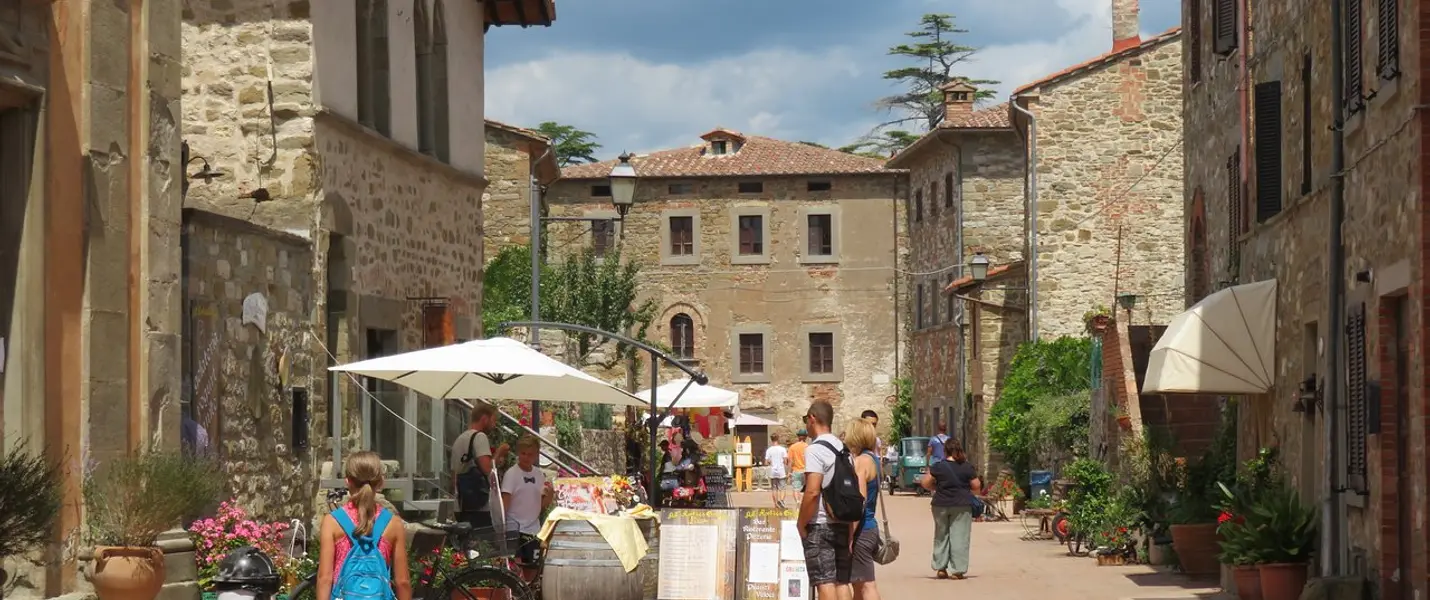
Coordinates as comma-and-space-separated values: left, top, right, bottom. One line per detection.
813, 440, 866, 523
455, 431, 491, 513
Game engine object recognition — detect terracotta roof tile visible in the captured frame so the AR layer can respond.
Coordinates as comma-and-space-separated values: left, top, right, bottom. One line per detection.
942, 102, 1012, 129
560, 134, 895, 179
1013, 27, 1182, 96
943, 261, 1025, 294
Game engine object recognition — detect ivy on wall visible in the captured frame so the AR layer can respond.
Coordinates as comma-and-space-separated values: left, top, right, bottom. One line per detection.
987, 336, 1095, 480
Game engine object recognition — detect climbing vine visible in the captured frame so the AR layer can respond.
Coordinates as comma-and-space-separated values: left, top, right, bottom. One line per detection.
987, 336, 1094, 479
889, 377, 914, 444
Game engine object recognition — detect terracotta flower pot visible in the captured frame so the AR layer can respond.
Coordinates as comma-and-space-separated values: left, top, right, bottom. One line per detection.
91, 546, 165, 600
1258, 562, 1308, 600
1168, 523, 1221, 576
1096, 552, 1127, 566
1232, 565, 1263, 600
1116, 414, 1133, 431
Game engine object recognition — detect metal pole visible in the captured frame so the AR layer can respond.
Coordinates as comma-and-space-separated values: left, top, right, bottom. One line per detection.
529, 168, 545, 431
1325, 0, 1347, 576
648, 350, 660, 504
1010, 99, 1039, 341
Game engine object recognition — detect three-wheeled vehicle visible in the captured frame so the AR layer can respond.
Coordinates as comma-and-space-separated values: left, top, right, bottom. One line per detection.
888, 436, 931, 495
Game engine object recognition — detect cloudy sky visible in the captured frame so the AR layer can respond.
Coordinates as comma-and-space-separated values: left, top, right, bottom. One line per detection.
485, 0, 1180, 159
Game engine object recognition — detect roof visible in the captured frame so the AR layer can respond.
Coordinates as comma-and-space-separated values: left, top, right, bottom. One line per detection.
484, 0, 556, 28
700, 127, 747, 142
485, 119, 549, 143
885, 103, 1014, 168
1012, 27, 1182, 96
559, 134, 896, 179
944, 261, 1025, 295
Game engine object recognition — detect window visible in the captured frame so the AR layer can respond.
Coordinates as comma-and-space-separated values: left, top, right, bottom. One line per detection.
929, 181, 938, 217
1301, 54, 1312, 196
1377, 0, 1400, 79
738, 181, 763, 194
430, 0, 450, 162
1190, 190, 1210, 300
1345, 0, 1364, 112
591, 219, 615, 256
591, 184, 612, 197
1346, 301, 1368, 493
807, 214, 833, 256
807, 180, 832, 192
669, 216, 694, 256
1188, 0, 1202, 82
945, 274, 955, 325
915, 283, 925, 328
356, 0, 391, 136
1254, 81, 1283, 223
738, 333, 765, 374
808, 332, 834, 374
737, 215, 764, 255
668, 183, 693, 195
415, 0, 434, 154
1212, 0, 1237, 55
670, 313, 694, 359
914, 189, 923, 223
712, 140, 729, 155
944, 173, 954, 207
1227, 148, 1243, 277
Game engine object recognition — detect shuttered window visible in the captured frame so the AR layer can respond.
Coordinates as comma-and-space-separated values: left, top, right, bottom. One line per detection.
1346, 301, 1369, 493
1377, 0, 1400, 79
929, 181, 938, 217
1189, 0, 1202, 82
1227, 148, 1242, 277
1345, 0, 1365, 112
944, 173, 954, 207
915, 189, 923, 223
916, 283, 925, 329
1301, 54, 1313, 195
1254, 81, 1283, 223
1213, 0, 1237, 55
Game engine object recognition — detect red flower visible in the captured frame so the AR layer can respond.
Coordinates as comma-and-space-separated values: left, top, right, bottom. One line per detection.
1218, 511, 1233, 524
424, 568, 433, 576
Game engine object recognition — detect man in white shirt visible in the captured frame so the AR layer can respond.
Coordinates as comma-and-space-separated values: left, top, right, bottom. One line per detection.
797, 401, 853, 600
500, 435, 553, 581
764, 435, 791, 508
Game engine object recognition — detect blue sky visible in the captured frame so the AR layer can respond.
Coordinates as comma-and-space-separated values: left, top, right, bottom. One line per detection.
485, 0, 1180, 159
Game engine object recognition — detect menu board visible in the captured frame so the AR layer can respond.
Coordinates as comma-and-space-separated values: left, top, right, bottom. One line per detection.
736, 508, 806, 600
552, 477, 611, 514
658, 509, 739, 600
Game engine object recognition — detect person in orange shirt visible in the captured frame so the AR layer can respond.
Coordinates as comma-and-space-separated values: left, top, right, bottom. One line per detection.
788, 429, 809, 493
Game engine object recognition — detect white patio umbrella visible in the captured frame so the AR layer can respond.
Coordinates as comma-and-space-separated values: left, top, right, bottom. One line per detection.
329, 337, 646, 407
635, 378, 740, 411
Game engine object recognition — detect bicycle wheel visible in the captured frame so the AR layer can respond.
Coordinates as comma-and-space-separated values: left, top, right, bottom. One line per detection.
288, 574, 317, 600
440, 565, 536, 600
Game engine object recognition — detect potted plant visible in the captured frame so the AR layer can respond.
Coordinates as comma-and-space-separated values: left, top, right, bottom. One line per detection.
1248, 481, 1316, 600
0, 444, 64, 600
85, 450, 224, 600
1166, 474, 1222, 576
1216, 509, 1262, 600
188, 500, 292, 592
987, 472, 1024, 517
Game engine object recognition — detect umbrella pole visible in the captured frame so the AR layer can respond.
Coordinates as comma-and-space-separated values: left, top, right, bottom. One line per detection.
648, 349, 660, 504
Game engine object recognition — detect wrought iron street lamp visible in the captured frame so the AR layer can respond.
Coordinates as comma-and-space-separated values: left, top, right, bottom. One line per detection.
609, 152, 637, 217
969, 252, 991, 282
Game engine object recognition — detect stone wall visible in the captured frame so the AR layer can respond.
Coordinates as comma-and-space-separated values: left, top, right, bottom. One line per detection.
1028, 36, 1185, 338
1184, 0, 1424, 592
960, 268, 1029, 476
484, 124, 539, 261
543, 174, 906, 431
184, 209, 318, 519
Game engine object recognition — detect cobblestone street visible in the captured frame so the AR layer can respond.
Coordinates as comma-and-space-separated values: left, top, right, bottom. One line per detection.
731, 492, 1226, 599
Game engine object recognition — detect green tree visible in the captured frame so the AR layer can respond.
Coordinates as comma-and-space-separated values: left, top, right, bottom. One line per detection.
877, 14, 999, 133
986, 336, 1094, 479
889, 377, 914, 444
534, 121, 602, 166
839, 130, 924, 158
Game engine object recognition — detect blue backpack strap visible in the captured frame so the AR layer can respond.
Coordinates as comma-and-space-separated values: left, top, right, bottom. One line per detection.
370, 509, 393, 545
332, 509, 359, 544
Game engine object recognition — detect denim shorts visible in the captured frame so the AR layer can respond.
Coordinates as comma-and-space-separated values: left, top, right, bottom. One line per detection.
802, 522, 853, 585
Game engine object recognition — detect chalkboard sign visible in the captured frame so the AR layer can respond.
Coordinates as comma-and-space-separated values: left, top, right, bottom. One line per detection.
736, 507, 806, 600
657, 508, 739, 600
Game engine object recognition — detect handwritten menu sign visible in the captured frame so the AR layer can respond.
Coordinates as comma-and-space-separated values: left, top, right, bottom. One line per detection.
658, 509, 738, 600
552, 477, 610, 514
736, 508, 805, 600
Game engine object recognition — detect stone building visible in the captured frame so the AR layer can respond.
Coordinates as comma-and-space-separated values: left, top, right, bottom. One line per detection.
1, 0, 187, 596
1172, 0, 1424, 594
179, 0, 555, 518
542, 129, 907, 428
884, 93, 1024, 471
483, 119, 559, 263
886, 0, 1185, 470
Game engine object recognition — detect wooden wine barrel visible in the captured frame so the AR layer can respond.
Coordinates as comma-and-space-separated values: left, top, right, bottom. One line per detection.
541, 518, 660, 600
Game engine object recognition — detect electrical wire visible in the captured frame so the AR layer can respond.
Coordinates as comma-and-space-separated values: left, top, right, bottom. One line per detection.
1072, 134, 1184, 227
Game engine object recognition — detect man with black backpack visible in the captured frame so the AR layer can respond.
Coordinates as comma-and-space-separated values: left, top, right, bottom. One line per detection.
797, 401, 864, 600
450, 403, 509, 528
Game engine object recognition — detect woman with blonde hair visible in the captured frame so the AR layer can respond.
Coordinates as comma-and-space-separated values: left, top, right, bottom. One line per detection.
842, 418, 884, 600
317, 451, 412, 600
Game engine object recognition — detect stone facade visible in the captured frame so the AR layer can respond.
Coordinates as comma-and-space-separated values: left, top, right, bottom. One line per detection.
183, 209, 317, 517
1, 0, 187, 595
180, 0, 504, 520
1018, 31, 1187, 339
1182, 0, 1427, 593
482, 120, 558, 263
540, 135, 907, 429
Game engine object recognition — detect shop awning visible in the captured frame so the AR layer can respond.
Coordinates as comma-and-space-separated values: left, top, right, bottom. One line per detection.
1142, 279, 1277, 395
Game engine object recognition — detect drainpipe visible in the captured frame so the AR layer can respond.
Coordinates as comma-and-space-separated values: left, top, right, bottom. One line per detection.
528, 145, 554, 428
127, 0, 149, 453
1010, 99, 1039, 341
891, 173, 901, 382
1326, 0, 1348, 577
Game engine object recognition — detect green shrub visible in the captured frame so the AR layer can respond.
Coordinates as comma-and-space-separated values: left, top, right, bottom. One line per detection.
987, 336, 1094, 478
0, 443, 63, 559
84, 450, 224, 547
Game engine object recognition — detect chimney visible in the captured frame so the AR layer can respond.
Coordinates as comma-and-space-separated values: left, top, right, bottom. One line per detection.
940, 80, 977, 125
1112, 0, 1141, 52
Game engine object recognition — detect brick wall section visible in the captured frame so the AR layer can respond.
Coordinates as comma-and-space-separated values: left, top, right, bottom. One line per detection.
1024, 37, 1186, 338
183, 209, 317, 518
1185, 0, 1425, 590
544, 174, 906, 429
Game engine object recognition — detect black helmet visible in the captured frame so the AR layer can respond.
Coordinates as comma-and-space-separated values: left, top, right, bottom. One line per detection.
213, 546, 281, 592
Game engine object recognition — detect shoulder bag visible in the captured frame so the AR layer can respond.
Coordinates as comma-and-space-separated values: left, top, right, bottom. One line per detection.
872, 458, 900, 564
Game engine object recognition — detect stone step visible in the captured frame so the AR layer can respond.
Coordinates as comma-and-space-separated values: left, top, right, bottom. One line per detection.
157, 581, 200, 600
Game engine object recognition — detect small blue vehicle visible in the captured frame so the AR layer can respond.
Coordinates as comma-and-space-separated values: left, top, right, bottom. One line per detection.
888, 437, 930, 495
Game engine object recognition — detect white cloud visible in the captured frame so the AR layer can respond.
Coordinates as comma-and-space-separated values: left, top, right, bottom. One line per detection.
485, 0, 1159, 154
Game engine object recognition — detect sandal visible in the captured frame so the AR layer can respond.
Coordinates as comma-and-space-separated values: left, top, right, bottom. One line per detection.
936, 570, 949, 579
951, 573, 966, 580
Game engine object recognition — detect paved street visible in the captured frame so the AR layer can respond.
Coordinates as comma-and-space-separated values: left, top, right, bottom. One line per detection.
730, 492, 1226, 600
